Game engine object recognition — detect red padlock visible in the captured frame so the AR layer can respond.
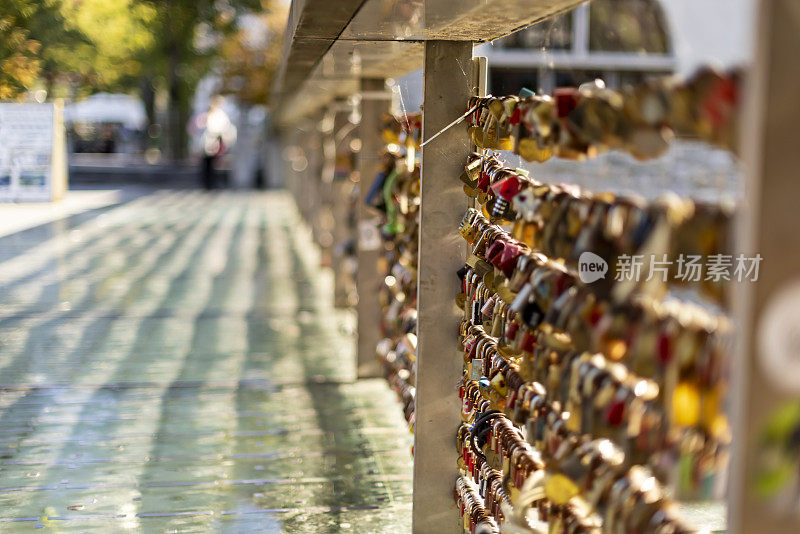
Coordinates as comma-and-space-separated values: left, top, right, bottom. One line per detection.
490, 173, 525, 219
520, 329, 537, 353
554, 86, 580, 119
495, 241, 524, 278
484, 239, 507, 265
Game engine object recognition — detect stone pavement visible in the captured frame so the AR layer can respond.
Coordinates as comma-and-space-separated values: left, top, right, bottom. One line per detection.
0, 190, 413, 532
0, 188, 128, 240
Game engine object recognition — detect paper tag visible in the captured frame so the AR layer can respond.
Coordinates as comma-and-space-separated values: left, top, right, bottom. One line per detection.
405, 143, 415, 173
758, 279, 800, 393
471, 359, 482, 381
358, 220, 381, 251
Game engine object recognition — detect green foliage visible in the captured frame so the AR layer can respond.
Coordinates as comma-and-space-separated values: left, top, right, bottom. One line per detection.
0, 0, 154, 98
57, 0, 156, 94
135, 0, 266, 91
132, 0, 269, 157
1, 0, 281, 157
24, 0, 86, 92
218, 4, 289, 105
0, 0, 42, 99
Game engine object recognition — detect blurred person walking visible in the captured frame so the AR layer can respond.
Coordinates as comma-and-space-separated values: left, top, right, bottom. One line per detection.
197, 96, 236, 190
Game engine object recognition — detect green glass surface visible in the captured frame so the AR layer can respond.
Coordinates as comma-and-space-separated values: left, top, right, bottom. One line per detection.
0, 191, 413, 532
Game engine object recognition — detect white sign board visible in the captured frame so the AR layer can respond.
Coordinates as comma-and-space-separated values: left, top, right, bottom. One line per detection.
0, 103, 67, 202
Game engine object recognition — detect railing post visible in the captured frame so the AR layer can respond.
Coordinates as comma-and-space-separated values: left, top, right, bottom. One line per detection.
309, 111, 326, 249
329, 106, 356, 307
412, 40, 474, 533
730, 0, 800, 532
356, 78, 390, 378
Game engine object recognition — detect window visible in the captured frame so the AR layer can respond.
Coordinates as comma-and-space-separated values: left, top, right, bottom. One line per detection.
495, 11, 573, 51
588, 0, 670, 54
489, 68, 539, 95
493, 0, 671, 55
486, 1, 674, 94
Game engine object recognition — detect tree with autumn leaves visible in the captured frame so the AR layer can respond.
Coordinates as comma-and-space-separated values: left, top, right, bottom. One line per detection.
0, 0, 82, 99
0, 0, 287, 160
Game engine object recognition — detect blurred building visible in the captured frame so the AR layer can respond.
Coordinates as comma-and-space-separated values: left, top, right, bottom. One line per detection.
394, 0, 754, 109
64, 93, 146, 154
